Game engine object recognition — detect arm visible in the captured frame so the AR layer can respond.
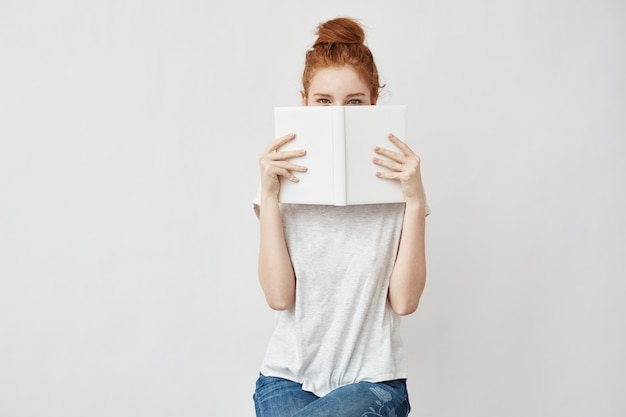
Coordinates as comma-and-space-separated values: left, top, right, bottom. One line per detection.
387, 201, 427, 315
257, 133, 307, 310
374, 134, 427, 316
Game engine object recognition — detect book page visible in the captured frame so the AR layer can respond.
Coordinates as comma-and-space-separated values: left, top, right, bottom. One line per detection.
344, 106, 407, 205
274, 107, 340, 205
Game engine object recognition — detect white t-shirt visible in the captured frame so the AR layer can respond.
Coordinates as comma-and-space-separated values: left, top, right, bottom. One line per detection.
255, 201, 416, 397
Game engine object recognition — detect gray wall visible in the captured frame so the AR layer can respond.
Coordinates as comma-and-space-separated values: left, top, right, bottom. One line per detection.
1, 1, 624, 416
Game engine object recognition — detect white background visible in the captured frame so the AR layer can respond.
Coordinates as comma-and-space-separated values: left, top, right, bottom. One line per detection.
1, 1, 625, 416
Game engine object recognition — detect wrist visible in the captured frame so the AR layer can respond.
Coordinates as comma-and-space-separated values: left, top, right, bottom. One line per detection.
260, 192, 280, 205
404, 198, 426, 214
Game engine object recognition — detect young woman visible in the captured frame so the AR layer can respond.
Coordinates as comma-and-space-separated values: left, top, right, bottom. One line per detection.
253, 17, 429, 417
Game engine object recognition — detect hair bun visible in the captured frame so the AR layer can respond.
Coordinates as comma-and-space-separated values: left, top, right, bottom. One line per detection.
313, 17, 365, 46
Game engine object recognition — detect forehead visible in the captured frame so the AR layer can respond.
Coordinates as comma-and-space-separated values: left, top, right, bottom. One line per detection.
308, 65, 370, 96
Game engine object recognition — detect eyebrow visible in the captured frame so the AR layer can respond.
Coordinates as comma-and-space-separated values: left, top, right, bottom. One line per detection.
312, 93, 333, 98
312, 93, 367, 98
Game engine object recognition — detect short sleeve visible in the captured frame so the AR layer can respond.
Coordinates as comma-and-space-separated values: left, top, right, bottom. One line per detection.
252, 182, 261, 219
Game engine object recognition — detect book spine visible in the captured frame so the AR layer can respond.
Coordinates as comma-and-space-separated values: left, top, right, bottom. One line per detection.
332, 107, 346, 205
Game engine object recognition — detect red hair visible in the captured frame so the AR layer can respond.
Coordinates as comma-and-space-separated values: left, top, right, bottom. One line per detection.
302, 18, 382, 101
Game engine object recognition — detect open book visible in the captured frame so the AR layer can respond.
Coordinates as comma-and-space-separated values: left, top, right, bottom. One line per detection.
275, 105, 408, 205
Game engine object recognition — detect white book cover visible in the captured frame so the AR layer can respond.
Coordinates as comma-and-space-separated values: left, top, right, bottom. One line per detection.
274, 105, 408, 205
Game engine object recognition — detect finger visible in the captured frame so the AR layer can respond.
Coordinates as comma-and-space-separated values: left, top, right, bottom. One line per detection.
375, 169, 416, 184
374, 146, 406, 163
387, 133, 417, 157
263, 132, 296, 153
373, 157, 403, 171
267, 166, 302, 183
375, 170, 402, 180
265, 148, 307, 161
269, 160, 308, 172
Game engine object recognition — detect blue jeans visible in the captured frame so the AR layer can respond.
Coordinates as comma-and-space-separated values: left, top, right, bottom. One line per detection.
253, 374, 411, 417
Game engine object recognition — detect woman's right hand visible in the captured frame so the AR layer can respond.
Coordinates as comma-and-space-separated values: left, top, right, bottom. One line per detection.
258, 133, 307, 200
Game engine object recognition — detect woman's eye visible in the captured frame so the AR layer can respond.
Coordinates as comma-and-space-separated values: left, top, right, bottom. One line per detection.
347, 99, 361, 105
318, 98, 331, 104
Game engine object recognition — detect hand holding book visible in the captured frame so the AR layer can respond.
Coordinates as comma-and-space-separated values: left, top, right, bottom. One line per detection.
374, 133, 426, 207
258, 132, 308, 202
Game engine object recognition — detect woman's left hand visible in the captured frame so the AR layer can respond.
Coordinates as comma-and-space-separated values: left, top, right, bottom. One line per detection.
373, 134, 426, 205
